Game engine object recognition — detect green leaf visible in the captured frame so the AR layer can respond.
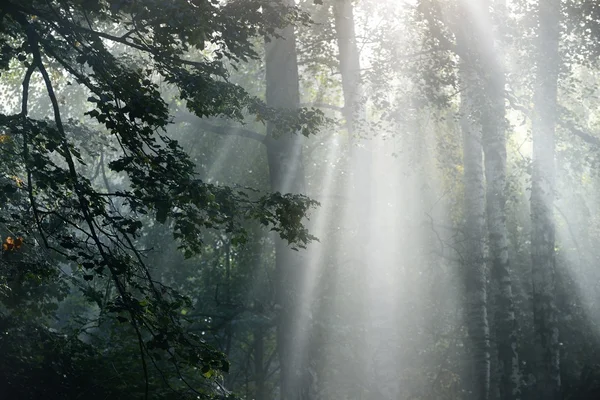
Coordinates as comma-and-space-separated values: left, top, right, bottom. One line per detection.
156, 200, 170, 223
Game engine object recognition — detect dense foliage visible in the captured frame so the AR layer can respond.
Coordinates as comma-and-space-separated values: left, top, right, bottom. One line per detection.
0, 0, 323, 398
4, 0, 600, 400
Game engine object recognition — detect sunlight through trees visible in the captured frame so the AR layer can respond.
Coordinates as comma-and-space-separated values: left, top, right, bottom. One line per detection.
2, 1, 600, 399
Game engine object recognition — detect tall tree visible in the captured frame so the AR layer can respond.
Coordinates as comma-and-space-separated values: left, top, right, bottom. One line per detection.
469, 0, 522, 398
332, 1, 373, 397
530, 0, 562, 398
333, 0, 364, 135
455, 5, 491, 398
264, 3, 315, 398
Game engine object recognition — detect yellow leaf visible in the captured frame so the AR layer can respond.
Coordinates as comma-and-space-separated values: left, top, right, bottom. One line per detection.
10, 175, 23, 187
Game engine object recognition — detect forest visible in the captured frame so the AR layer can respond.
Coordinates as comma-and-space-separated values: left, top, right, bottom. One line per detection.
2, 0, 600, 399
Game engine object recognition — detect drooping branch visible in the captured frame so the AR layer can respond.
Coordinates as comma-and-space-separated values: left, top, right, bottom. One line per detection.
0, 1, 322, 397
7, 2, 217, 70
25, 22, 152, 399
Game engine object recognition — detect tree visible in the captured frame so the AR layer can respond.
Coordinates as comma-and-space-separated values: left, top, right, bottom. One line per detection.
474, 0, 522, 398
264, 2, 316, 397
530, 0, 562, 398
457, 47, 491, 400
331, 1, 373, 397
0, 0, 323, 397
442, 3, 491, 398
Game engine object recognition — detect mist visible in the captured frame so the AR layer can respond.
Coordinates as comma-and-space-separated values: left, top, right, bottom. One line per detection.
2, 0, 600, 399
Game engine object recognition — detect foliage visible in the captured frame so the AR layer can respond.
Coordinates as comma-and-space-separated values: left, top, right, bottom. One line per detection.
0, 0, 323, 397
6, 0, 600, 399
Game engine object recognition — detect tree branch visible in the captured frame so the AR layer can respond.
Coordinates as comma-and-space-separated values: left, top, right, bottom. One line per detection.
20, 63, 49, 249
27, 22, 151, 399
505, 91, 600, 148
174, 111, 265, 142
195, 121, 265, 143
558, 118, 600, 148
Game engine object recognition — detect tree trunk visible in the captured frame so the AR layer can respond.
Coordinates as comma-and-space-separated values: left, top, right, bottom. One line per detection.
530, 0, 561, 398
473, 0, 522, 397
333, 0, 363, 135
332, 1, 372, 398
264, 6, 314, 399
254, 328, 267, 400
457, 21, 491, 400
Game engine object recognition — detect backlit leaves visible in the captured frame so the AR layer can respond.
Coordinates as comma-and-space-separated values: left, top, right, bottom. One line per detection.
0, 0, 323, 397
2, 236, 23, 253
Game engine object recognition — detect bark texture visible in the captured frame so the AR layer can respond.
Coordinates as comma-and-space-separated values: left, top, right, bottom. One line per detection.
531, 0, 561, 398
474, 0, 522, 397
457, 15, 491, 399
333, 0, 363, 135
482, 65, 521, 400
264, 9, 314, 400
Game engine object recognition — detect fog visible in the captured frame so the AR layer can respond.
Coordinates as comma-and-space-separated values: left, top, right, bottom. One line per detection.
2, 0, 600, 399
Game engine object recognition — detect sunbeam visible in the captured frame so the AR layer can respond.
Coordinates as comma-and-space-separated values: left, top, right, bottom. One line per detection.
4, 0, 600, 399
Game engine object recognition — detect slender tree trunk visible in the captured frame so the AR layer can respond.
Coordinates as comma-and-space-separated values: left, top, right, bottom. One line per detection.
460, 71, 491, 400
530, 0, 561, 398
457, 20, 491, 399
482, 52, 521, 400
224, 239, 233, 358
332, 1, 372, 398
254, 328, 267, 400
264, 7, 314, 399
333, 0, 363, 135
471, 0, 522, 397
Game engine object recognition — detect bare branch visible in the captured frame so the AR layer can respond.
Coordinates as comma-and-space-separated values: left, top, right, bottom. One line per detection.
196, 121, 266, 143
506, 91, 600, 148
558, 118, 600, 147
